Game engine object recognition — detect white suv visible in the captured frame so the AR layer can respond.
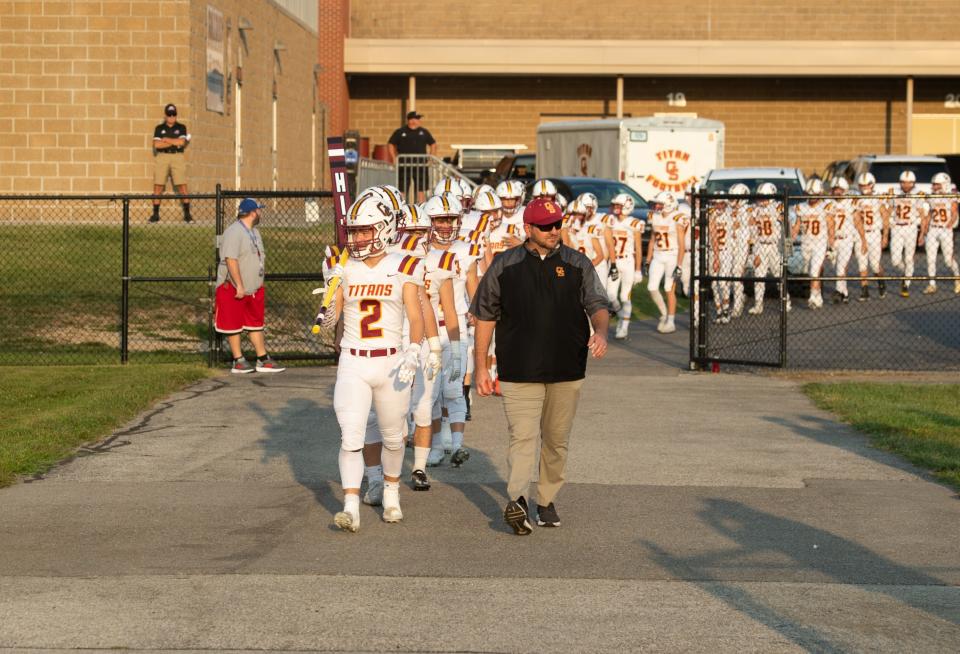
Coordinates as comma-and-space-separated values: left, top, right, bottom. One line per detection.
845, 155, 952, 194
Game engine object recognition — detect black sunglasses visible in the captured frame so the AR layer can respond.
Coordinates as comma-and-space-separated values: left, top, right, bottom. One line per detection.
534, 220, 563, 232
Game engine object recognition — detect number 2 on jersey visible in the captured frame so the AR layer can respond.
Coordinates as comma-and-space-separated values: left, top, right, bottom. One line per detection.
359, 299, 383, 339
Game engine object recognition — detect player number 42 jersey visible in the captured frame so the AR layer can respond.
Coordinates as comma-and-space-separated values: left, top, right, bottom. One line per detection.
339, 253, 422, 350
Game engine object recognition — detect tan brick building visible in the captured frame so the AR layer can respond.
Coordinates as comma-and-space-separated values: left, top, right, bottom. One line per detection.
344, 0, 960, 180
0, 0, 321, 194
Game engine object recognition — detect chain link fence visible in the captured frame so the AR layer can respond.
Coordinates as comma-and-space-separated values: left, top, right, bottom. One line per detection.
0, 189, 338, 366
691, 191, 960, 371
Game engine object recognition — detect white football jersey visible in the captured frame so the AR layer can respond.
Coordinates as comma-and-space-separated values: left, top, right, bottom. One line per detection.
726, 205, 751, 244
796, 202, 829, 244
459, 210, 494, 241
892, 190, 926, 228
750, 202, 784, 244
927, 196, 957, 228
650, 210, 682, 253
610, 216, 645, 260
826, 197, 857, 239
422, 247, 459, 322
446, 240, 483, 316
710, 206, 733, 252
855, 195, 888, 233
486, 221, 522, 258
340, 253, 422, 350
587, 213, 612, 256
567, 219, 598, 260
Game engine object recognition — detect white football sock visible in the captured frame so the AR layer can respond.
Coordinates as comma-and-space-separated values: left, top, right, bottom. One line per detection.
650, 289, 667, 317
451, 430, 464, 450
414, 446, 430, 471
343, 493, 360, 514
338, 448, 364, 489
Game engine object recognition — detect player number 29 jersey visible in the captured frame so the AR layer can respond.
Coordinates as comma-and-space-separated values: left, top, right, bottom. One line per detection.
340, 253, 421, 350
927, 197, 955, 228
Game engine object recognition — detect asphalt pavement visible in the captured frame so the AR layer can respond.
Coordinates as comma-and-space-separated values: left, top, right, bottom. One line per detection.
1, 319, 958, 652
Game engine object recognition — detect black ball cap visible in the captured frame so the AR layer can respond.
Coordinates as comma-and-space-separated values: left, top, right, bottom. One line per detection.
164, 104, 177, 116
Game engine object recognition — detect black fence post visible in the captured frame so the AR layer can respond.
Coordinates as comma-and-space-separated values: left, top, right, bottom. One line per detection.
696, 194, 709, 367
120, 197, 130, 364
214, 183, 223, 366
779, 190, 789, 368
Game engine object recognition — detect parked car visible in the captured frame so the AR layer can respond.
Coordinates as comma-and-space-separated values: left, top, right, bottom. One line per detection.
444, 144, 527, 184
844, 154, 950, 194
935, 154, 960, 188
529, 176, 651, 222
822, 160, 851, 184
700, 167, 806, 196
484, 153, 536, 186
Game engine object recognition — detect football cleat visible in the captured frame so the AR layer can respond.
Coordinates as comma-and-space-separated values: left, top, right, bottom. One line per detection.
859, 286, 869, 302
748, 304, 763, 315
334, 508, 360, 533
382, 488, 403, 523
900, 282, 910, 298
426, 448, 445, 467
878, 280, 887, 298
411, 468, 431, 491
363, 479, 384, 506
450, 448, 470, 468
922, 284, 937, 295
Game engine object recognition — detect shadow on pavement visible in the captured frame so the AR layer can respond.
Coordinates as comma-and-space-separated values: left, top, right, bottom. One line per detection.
642, 498, 959, 651
252, 398, 343, 519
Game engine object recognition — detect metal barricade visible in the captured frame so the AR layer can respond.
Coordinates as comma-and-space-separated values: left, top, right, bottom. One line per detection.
396, 154, 476, 202
356, 157, 397, 194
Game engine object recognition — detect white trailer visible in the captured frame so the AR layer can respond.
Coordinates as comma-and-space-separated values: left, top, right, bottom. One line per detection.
536, 116, 724, 200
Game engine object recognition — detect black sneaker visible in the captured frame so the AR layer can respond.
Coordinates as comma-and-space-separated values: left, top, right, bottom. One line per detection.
504, 496, 533, 535
411, 469, 430, 491
878, 280, 886, 298
148, 213, 160, 223
465, 408, 472, 422
841, 293, 849, 304
859, 286, 869, 302
536, 502, 560, 528
832, 291, 843, 304
450, 448, 470, 468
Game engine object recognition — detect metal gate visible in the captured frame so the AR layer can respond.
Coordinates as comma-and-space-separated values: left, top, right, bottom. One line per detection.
689, 191, 789, 369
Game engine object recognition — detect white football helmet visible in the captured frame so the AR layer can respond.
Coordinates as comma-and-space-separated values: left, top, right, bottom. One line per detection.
423, 193, 463, 244
857, 172, 876, 192
567, 199, 587, 217
357, 185, 405, 222
400, 203, 431, 238
473, 183, 495, 200
531, 178, 557, 199
653, 191, 678, 213
555, 193, 568, 211
496, 180, 524, 216
345, 194, 394, 260
830, 177, 849, 193
611, 192, 635, 217
932, 171, 952, 192
577, 192, 599, 214
474, 190, 503, 228
757, 182, 778, 196
899, 170, 917, 184
805, 178, 824, 195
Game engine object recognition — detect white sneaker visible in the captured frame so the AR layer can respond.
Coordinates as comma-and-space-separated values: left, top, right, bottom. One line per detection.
616, 321, 629, 339
662, 321, 676, 334
748, 304, 763, 315
362, 479, 383, 506
334, 507, 360, 533
382, 488, 403, 523
955, 280, 960, 295
923, 284, 937, 295
427, 447, 445, 467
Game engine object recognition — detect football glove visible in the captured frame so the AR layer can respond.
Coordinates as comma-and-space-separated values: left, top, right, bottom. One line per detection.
445, 341, 462, 380
320, 304, 338, 329
424, 337, 442, 381
397, 343, 421, 384
673, 266, 683, 281
608, 262, 620, 282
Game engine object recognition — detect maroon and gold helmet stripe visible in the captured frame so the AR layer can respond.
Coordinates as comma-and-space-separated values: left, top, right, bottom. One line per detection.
476, 215, 489, 232
325, 255, 338, 269
440, 194, 451, 213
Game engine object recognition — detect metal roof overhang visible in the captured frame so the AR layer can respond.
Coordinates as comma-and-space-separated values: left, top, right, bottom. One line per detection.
344, 39, 960, 76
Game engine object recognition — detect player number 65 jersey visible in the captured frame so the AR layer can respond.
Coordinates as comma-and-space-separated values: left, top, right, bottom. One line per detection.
340, 253, 422, 350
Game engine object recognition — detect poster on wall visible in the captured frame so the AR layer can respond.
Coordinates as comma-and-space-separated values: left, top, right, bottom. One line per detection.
206, 5, 225, 113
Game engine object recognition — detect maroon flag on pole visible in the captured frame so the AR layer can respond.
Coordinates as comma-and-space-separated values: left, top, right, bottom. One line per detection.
327, 136, 352, 248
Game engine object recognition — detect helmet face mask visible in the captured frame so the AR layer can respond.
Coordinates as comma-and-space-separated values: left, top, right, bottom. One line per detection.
653, 191, 678, 214
345, 195, 395, 260
423, 193, 463, 244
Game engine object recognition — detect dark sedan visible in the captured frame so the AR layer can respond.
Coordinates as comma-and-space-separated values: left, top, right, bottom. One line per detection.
527, 177, 650, 221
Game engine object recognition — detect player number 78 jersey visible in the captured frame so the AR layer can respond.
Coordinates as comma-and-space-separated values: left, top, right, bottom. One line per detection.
340, 253, 422, 350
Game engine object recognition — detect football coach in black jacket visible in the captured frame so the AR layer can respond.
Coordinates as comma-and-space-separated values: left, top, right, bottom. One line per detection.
469, 197, 610, 535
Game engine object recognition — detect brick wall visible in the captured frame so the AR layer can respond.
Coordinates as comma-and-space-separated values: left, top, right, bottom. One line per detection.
347, 76, 958, 177
318, 0, 348, 138
0, 0, 320, 195
350, 0, 960, 41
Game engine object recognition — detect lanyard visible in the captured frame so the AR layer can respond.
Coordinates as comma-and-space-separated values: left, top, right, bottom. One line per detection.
238, 222, 263, 264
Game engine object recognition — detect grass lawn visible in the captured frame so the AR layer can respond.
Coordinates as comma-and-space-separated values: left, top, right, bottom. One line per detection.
0, 222, 333, 363
804, 382, 960, 490
628, 284, 691, 322
0, 364, 214, 487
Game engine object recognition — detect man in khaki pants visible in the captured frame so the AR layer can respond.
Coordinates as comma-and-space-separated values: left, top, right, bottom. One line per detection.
470, 198, 609, 535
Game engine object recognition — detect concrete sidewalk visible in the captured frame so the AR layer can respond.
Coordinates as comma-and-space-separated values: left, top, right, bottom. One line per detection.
1, 319, 959, 652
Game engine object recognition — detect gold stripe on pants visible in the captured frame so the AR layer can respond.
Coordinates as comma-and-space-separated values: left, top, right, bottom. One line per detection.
500, 379, 584, 506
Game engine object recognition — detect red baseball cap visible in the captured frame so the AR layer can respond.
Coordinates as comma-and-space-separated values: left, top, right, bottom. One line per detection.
523, 197, 563, 226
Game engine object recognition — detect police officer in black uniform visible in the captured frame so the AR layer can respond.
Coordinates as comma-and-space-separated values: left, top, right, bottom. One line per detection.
388, 111, 437, 201
151, 103, 192, 223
